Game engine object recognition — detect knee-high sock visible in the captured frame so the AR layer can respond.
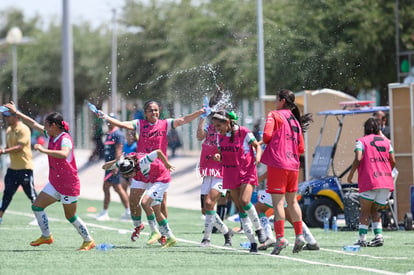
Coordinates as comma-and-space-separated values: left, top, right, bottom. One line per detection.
158, 219, 173, 238
259, 213, 274, 240
213, 212, 229, 234
203, 210, 215, 240
240, 213, 256, 243
147, 213, 158, 233
131, 215, 142, 228
302, 221, 316, 244
32, 205, 50, 237
69, 215, 92, 241
242, 203, 262, 231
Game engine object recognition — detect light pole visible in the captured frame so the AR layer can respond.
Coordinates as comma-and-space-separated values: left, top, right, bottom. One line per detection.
6, 27, 23, 107
111, 9, 118, 113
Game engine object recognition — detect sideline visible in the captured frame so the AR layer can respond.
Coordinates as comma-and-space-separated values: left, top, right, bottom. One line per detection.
6, 210, 407, 275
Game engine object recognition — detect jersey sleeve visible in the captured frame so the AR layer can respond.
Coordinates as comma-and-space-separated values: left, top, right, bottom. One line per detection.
139, 151, 157, 176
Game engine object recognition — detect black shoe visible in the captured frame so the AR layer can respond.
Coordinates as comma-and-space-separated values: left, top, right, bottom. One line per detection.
200, 239, 211, 247
249, 243, 258, 253
303, 243, 320, 250
255, 228, 267, 244
212, 226, 218, 234
367, 236, 384, 247
224, 229, 234, 246
354, 240, 367, 247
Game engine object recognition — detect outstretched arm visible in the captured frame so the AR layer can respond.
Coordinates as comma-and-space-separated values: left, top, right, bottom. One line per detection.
5, 102, 44, 133
173, 108, 204, 128
196, 118, 207, 141
95, 110, 135, 130
155, 149, 175, 172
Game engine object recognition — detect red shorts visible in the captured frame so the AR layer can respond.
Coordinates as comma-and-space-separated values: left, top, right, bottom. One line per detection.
266, 166, 299, 194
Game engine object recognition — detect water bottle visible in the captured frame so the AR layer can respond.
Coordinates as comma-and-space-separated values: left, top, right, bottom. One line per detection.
332, 216, 338, 232
0, 106, 9, 112
323, 216, 329, 232
96, 243, 115, 251
343, 245, 360, 252
87, 102, 99, 114
240, 242, 251, 249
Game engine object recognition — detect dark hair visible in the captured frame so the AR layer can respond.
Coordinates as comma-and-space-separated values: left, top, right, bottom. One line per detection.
119, 156, 136, 175
143, 100, 159, 112
209, 89, 224, 107
45, 112, 69, 133
364, 117, 380, 135
277, 89, 313, 133
211, 110, 239, 143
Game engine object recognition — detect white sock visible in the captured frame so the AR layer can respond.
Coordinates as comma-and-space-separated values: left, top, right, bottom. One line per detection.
71, 216, 92, 241
259, 214, 274, 240
213, 213, 229, 235
302, 221, 316, 244
33, 209, 50, 237
203, 213, 214, 240
244, 204, 262, 231
240, 216, 256, 243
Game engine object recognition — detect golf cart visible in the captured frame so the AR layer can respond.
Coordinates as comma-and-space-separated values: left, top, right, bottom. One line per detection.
297, 102, 395, 228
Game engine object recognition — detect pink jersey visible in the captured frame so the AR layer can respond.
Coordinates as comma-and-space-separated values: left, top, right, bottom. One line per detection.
130, 152, 171, 183
218, 126, 258, 189
356, 134, 394, 193
47, 132, 80, 196
261, 109, 303, 171
135, 119, 169, 156
199, 124, 223, 178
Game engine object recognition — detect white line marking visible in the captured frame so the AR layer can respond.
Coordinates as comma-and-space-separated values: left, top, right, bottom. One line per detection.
6, 211, 407, 275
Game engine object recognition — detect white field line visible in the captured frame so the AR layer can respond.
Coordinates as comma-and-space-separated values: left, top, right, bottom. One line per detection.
6, 210, 407, 275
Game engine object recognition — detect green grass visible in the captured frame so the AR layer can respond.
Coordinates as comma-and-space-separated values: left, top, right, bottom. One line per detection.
1, 192, 413, 275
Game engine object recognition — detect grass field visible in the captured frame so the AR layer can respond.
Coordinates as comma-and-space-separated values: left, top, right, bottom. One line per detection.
1, 192, 413, 275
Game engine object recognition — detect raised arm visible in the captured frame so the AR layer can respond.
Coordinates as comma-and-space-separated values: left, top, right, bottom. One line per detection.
95, 110, 135, 130
5, 102, 44, 133
196, 118, 207, 141
172, 108, 204, 128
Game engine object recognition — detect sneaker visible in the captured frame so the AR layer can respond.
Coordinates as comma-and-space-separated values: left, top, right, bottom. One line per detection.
30, 235, 54, 246
223, 229, 234, 246
249, 243, 258, 253
96, 211, 110, 221
131, 224, 145, 242
120, 213, 131, 220
258, 238, 276, 251
200, 239, 211, 247
271, 237, 288, 255
292, 235, 306, 253
162, 236, 177, 248
255, 228, 267, 244
354, 240, 367, 247
367, 236, 384, 247
303, 242, 320, 250
212, 226, 218, 234
78, 240, 96, 251
158, 235, 167, 246
147, 231, 161, 245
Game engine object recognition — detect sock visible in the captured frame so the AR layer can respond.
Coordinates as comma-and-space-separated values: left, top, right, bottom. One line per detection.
69, 215, 92, 241
213, 212, 229, 235
147, 214, 158, 232
274, 220, 285, 239
302, 221, 316, 244
125, 208, 131, 215
240, 213, 256, 243
131, 215, 142, 227
359, 224, 368, 241
216, 204, 226, 220
259, 213, 274, 240
32, 205, 50, 237
203, 210, 215, 240
293, 221, 303, 236
242, 203, 262, 231
372, 222, 383, 237
158, 219, 173, 238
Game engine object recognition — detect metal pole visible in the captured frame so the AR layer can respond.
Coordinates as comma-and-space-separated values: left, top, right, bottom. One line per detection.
111, 9, 117, 113
395, 0, 400, 82
257, 0, 265, 117
11, 44, 18, 107
62, 0, 75, 135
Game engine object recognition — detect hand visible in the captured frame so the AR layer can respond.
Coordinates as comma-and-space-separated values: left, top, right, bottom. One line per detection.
97, 110, 107, 119
4, 101, 17, 114
213, 153, 221, 162
34, 144, 44, 152
201, 105, 211, 119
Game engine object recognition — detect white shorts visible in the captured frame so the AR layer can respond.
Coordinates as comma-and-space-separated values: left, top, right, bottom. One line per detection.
42, 182, 78, 204
359, 188, 390, 206
257, 190, 288, 208
144, 182, 170, 206
131, 178, 150, 190
200, 176, 226, 196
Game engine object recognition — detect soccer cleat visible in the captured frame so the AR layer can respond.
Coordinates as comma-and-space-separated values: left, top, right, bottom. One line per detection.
162, 236, 177, 248
158, 235, 167, 246
249, 243, 258, 253
303, 242, 320, 250
258, 238, 276, 251
96, 211, 110, 221
223, 229, 234, 246
271, 237, 288, 255
354, 240, 367, 247
131, 224, 145, 241
292, 235, 306, 253
200, 239, 211, 247
147, 231, 161, 245
78, 240, 96, 251
368, 236, 384, 247
30, 235, 54, 246
255, 228, 267, 244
